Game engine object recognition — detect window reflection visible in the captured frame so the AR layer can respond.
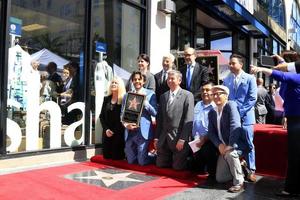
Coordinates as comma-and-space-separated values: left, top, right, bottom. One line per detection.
90, 0, 143, 145
7, 0, 85, 152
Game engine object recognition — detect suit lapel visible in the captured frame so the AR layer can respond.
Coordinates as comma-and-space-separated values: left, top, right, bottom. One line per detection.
191, 64, 199, 84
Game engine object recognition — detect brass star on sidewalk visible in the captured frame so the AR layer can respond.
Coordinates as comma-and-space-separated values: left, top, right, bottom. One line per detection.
75, 170, 143, 187
128, 97, 140, 111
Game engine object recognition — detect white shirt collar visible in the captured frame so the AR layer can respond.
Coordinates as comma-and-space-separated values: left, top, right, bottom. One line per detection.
170, 87, 180, 96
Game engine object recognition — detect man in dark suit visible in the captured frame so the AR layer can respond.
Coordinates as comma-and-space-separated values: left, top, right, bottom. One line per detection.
265, 84, 276, 124
46, 62, 62, 88
154, 70, 194, 170
208, 85, 245, 193
255, 78, 268, 124
154, 53, 175, 102
180, 47, 209, 102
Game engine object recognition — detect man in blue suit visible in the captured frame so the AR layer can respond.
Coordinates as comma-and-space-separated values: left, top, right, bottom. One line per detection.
223, 54, 257, 182
122, 71, 157, 165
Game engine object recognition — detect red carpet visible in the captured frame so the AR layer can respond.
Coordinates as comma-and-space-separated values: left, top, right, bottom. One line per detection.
91, 155, 194, 180
0, 161, 204, 200
254, 124, 287, 178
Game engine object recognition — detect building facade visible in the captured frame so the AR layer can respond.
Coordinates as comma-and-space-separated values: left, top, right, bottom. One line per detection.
1, 0, 300, 166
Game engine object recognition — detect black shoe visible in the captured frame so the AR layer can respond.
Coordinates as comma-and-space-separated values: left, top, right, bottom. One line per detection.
276, 191, 299, 198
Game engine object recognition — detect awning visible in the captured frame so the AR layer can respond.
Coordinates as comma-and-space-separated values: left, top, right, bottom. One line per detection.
197, 0, 269, 38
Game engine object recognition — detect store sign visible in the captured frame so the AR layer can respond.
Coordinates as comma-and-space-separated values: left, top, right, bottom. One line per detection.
96, 42, 107, 53
9, 17, 22, 36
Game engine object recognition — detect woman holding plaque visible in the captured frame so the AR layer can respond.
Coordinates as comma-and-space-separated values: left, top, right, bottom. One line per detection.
122, 71, 157, 165
100, 76, 126, 160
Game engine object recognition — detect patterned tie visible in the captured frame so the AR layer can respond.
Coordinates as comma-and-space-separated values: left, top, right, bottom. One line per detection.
187, 65, 191, 90
167, 92, 175, 109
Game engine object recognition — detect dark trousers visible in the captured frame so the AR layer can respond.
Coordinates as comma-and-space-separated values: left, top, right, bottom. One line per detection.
285, 117, 300, 194
103, 133, 125, 160
191, 140, 218, 176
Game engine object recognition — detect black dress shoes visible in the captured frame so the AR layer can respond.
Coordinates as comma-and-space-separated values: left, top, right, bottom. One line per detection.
276, 190, 299, 198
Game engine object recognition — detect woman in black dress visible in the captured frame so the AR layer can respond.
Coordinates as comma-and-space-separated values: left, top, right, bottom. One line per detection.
100, 76, 126, 160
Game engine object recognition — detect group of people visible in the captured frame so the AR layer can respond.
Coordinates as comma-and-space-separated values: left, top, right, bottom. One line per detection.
35, 61, 80, 124
99, 48, 262, 193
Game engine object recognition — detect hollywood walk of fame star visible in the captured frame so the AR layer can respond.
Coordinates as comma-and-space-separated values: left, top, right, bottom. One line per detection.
74, 170, 143, 187
128, 97, 140, 111
207, 64, 214, 74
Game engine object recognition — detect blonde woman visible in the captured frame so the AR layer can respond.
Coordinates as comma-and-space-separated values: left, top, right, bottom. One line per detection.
100, 76, 126, 160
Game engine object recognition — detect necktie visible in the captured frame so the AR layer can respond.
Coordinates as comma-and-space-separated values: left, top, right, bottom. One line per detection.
234, 76, 238, 92
167, 93, 175, 108
162, 71, 166, 84
187, 65, 191, 90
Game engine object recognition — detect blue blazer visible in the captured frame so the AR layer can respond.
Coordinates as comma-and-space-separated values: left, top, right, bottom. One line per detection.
122, 88, 157, 141
208, 101, 248, 151
223, 71, 257, 125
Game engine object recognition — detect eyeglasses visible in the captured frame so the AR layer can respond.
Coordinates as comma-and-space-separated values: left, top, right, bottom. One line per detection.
213, 92, 226, 97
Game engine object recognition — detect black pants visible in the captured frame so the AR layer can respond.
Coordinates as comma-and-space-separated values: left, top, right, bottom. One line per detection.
285, 117, 300, 194
191, 140, 218, 176
103, 133, 125, 160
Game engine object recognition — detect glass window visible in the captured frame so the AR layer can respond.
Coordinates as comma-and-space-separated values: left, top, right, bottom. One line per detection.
273, 40, 278, 54
257, 0, 285, 28
237, 33, 247, 56
210, 31, 232, 51
90, 0, 145, 145
6, 0, 85, 153
121, 3, 140, 73
195, 25, 205, 49
290, 0, 300, 47
129, 0, 141, 4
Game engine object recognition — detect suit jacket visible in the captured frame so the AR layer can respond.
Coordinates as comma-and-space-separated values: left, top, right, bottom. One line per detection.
154, 70, 169, 102
255, 85, 268, 115
179, 62, 209, 102
208, 101, 247, 151
100, 95, 124, 136
294, 60, 300, 73
223, 71, 257, 125
155, 88, 194, 145
122, 88, 157, 141
48, 72, 62, 91
265, 92, 275, 124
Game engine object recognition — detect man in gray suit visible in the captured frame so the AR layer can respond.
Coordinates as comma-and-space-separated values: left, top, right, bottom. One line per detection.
154, 70, 194, 170
255, 78, 268, 124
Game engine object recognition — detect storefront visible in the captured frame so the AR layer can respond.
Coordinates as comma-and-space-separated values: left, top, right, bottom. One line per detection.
0, 0, 148, 158
0, 0, 296, 164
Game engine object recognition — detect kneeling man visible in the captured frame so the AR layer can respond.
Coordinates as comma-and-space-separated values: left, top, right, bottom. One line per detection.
208, 85, 244, 193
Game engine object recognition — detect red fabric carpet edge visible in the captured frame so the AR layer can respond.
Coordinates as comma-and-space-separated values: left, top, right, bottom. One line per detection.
90, 155, 194, 180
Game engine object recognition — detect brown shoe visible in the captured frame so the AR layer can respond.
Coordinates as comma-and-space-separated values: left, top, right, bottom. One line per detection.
228, 184, 244, 193
247, 173, 257, 182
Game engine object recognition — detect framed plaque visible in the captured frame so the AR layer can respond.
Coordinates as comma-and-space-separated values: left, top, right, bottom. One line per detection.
122, 92, 146, 126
